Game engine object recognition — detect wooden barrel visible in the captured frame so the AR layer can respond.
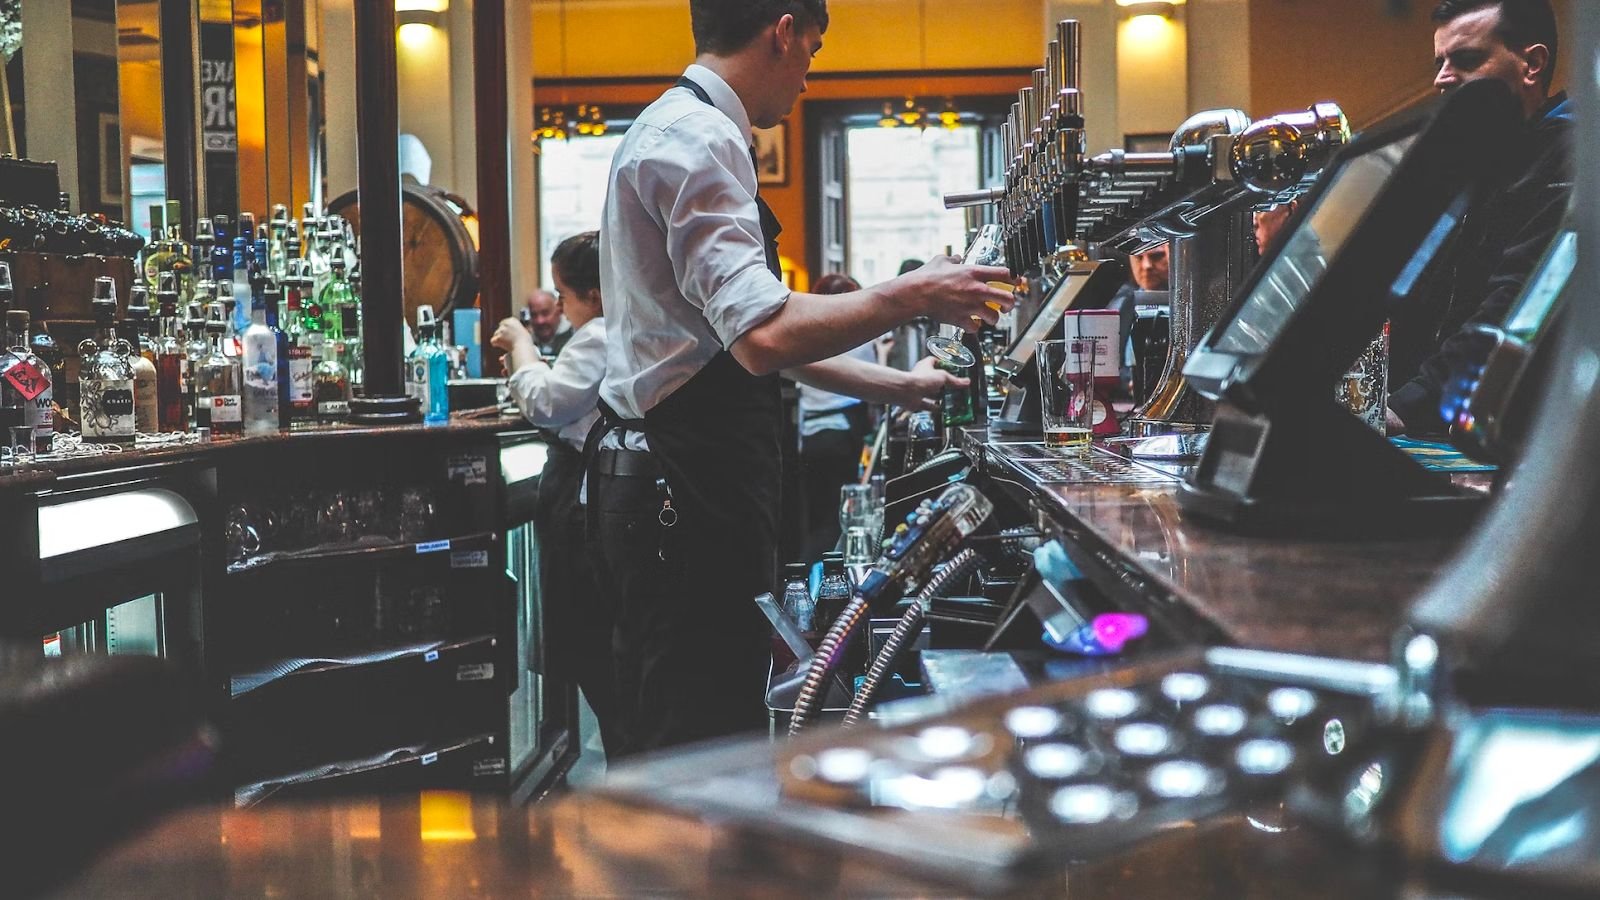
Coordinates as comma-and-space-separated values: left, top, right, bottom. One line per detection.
327, 181, 481, 328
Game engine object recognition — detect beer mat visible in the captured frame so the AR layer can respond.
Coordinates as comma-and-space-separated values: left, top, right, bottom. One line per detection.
1390, 437, 1498, 473
992, 443, 1180, 485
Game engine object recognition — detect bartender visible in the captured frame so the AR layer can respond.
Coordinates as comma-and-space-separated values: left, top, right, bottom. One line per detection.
590, 0, 1013, 756
1388, 0, 1571, 435
492, 232, 622, 759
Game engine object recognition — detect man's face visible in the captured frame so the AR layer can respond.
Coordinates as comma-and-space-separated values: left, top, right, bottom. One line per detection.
523, 291, 562, 344
1433, 5, 1547, 115
1130, 244, 1170, 292
754, 18, 823, 129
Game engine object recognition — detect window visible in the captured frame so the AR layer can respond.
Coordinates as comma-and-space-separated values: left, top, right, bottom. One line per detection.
846, 125, 980, 285
536, 134, 626, 289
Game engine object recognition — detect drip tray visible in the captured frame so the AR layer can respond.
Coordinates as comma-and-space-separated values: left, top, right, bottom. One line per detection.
990, 444, 1181, 485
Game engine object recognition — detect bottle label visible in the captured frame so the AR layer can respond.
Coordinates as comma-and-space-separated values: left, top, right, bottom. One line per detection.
3, 358, 49, 401
31, 389, 53, 438
207, 393, 243, 423
408, 359, 430, 406
288, 346, 314, 405
82, 379, 136, 437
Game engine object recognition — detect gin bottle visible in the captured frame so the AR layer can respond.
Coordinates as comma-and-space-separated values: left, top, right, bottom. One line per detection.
312, 338, 350, 423
77, 278, 138, 445
408, 305, 450, 427
3, 310, 54, 454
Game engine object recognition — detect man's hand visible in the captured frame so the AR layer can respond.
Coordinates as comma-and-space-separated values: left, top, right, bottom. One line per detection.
1385, 407, 1407, 436
900, 256, 1016, 332
889, 356, 967, 412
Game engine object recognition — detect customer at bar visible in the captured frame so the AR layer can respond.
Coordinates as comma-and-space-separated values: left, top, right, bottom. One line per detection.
521, 288, 574, 357
492, 231, 622, 759
589, 0, 1012, 756
799, 273, 877, 559
1387, 0, 1571, 436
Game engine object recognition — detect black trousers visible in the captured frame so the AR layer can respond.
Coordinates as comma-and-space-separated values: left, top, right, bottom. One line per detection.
533, 449, 623, 759
588, 468, 772, 757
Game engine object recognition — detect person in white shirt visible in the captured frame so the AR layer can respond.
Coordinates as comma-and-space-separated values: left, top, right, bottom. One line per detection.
491, 231, 621, 759
800, 273, 878, 558
590, 0, 1013, 755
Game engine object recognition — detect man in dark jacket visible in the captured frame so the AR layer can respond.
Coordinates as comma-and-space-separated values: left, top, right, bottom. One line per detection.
1387, 0, 1572, 436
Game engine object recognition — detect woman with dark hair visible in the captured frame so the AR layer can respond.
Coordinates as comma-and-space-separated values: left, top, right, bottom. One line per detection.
799, 272, 877, 558
491, 231, 622, 760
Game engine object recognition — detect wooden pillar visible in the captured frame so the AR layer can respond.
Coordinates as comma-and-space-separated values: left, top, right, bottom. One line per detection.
349, 0, 420, 422
474, 0, 513, 349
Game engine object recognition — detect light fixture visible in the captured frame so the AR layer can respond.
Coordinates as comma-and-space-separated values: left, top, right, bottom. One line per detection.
879, 102, 900, 128
940, 98, 961, 130
1116, 0, 1182, 19
897, 97, 925, 129
395, 0, 447, 27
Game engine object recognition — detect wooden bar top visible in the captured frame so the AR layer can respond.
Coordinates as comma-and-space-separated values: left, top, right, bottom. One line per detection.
0, 411, 532, 492
968, 433, 1481, 663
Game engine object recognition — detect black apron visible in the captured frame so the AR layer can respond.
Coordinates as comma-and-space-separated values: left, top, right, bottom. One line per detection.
582, 76, 788, 752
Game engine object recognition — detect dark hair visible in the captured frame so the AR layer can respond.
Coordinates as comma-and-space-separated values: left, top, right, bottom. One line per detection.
690, 0, 829, 56
1432, 0, 1559, 90
896, 258, 924, 276
551, 231, 601, 299
812, 272, 861, 295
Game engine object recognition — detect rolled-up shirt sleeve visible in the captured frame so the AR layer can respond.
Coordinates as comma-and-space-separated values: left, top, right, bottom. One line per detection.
507, 320, 606, 429
635, 112, 790, 348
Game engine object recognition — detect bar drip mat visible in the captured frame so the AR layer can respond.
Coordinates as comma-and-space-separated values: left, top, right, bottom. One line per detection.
991, 444, 1180, 485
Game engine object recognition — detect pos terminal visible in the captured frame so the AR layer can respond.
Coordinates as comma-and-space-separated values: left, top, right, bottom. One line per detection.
1177, 79, 1524, 534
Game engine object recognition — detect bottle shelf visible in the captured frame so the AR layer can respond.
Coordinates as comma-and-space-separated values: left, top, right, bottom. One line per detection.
229, 633, 501, 699
226, 530, 498, 574
234, 732, 505, 808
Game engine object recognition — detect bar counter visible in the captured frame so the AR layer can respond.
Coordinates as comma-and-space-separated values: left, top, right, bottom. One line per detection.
965, 430, 1487, 663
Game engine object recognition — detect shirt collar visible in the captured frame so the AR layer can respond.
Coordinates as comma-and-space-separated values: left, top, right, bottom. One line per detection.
682, 63, 754, 147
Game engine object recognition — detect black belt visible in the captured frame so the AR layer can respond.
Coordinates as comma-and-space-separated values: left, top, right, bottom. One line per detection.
594, 448, 663, 479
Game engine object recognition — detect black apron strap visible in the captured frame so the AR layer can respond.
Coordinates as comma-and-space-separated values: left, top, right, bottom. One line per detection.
676, 75, 784, 281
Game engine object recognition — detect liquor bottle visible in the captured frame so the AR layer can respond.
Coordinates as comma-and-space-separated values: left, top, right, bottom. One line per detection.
217, 281, 240, 358
409, 305, 450, 427
267, 204, 290, 283
264, 284, 293, 431
182, 301, 208, 430
77, 278, 138, 445
194, 216, 215, 282
815, 554, 853, 639
312, 338, 350, 424
142, 204, 173, 290
196, 302, 242, 436
123, 300, 161, 435
318, 253, 359, 379
3, 310, 54, 454
163, 199, 195, 303
211, 215, 233, 285
241, 279, 281, 436
0, 303, 25, 450
154, 274, 187, 432
283, 265, 316, 425
231, 213, 254, 338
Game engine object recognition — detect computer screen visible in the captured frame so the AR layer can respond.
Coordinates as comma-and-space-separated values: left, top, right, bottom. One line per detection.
1210, 133, 1418, 358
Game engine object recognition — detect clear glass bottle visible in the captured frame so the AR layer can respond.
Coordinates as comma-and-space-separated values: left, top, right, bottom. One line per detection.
267, 203, 290, 283
216, 281, 240, 358
231, 213, 254, 339
123, 300, 161, 435
197, 302, 242, 436
312, 338, 350, 424
77, 278, 138, 445
163, 199, 195, 304
142, 203, 174, 291
409, 305, 450, 427
283, 265, 316, 425
774, 562, 815, 672
815, 554, 853, 636
3, 309, 54, 454
154, 274, 187, 432
241, 280, 281, 436
182, 301, 209, 430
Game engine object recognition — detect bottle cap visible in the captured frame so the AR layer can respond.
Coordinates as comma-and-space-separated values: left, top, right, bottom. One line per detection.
7, 309, 29, 329
784, 562, 810, 579
91, 276, 118, 310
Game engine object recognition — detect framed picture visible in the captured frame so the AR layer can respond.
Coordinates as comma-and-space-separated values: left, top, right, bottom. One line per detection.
1124, 132, 1170, 154
753, 122, 788, 186
99, 112, 123, 208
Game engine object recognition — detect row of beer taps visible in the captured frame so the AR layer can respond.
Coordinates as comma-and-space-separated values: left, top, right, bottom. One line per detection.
946, 18, 1354, 275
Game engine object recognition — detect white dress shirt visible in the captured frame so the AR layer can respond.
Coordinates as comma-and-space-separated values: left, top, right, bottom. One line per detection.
598, 64, 791, 422
507, 317, 605, 452
799, 342, 878, 437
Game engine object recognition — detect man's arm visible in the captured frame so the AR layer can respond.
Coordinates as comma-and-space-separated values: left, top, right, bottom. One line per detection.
732, 258, 1014, 375
785, 355, 962, 412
